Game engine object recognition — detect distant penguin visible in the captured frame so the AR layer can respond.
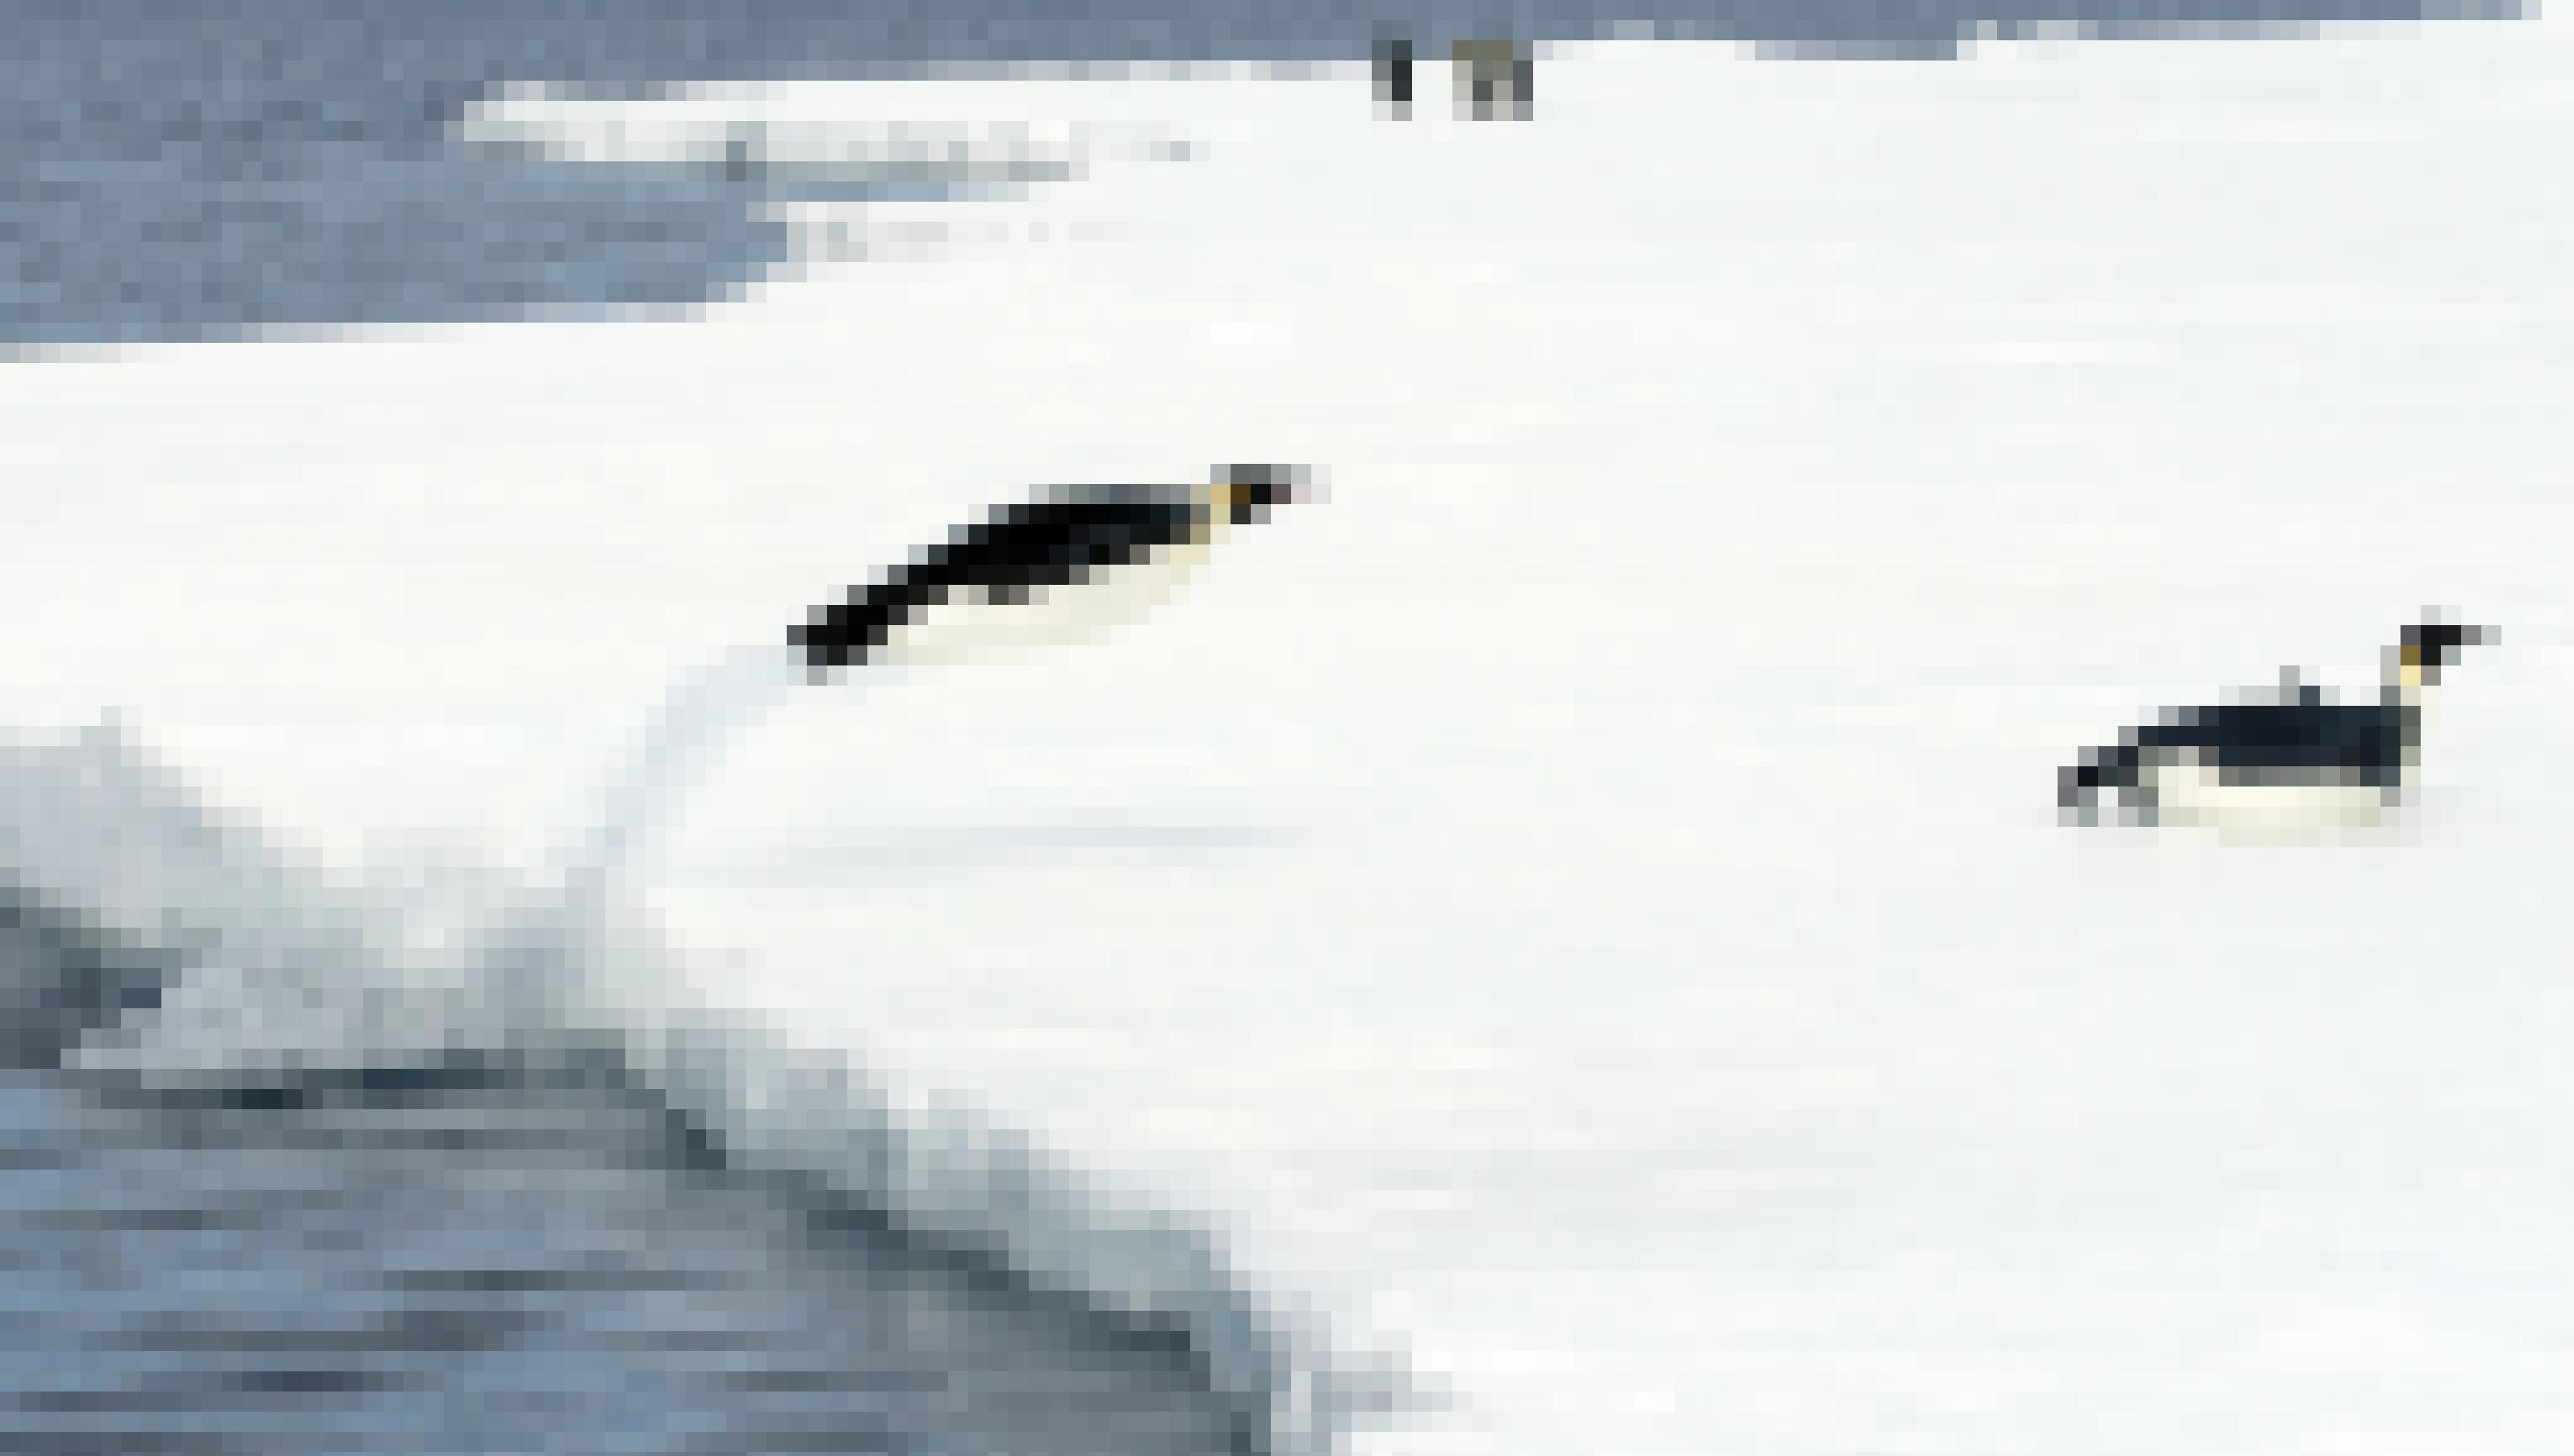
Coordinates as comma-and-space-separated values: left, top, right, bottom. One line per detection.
788, 464, 1308, 677
2060, 617, 2491, 829
1375, 28, 1414, 118
1452, 39, 1532, 122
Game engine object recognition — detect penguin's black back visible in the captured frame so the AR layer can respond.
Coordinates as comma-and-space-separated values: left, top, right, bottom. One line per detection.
2136, 698, 2412, 785
792, 485, 1206, 672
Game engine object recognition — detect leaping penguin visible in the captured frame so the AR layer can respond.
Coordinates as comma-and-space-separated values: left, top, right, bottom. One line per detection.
2060, 617, 2491, 829
789, 464, 1308, 676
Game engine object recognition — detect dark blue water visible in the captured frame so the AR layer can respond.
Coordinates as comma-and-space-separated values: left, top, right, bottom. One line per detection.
0, 1063, 1256, 1456
0, 0, 2518, 347
0, 870, 1256, 1456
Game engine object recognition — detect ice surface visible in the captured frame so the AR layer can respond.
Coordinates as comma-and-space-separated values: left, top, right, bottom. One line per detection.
6, 24, 2574, 1456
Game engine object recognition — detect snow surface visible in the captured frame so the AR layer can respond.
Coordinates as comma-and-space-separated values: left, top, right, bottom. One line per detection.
6, 27, 2574, 1455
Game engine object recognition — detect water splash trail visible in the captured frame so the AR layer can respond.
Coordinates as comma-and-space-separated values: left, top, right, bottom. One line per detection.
552, 642, 820, 908
483, 640, 825, 1058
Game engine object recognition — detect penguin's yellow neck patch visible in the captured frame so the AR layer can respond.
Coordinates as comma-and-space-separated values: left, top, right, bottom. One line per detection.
1200, 478, 1239, 543
2396, 645, 2429, 702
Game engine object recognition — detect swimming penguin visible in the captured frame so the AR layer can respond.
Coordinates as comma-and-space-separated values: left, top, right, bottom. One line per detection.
2059, 617, 2491, 829
788, 463, 1308, 676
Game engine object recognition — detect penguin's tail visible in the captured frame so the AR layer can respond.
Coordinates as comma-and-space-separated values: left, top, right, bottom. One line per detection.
2059, 741, 2142, 824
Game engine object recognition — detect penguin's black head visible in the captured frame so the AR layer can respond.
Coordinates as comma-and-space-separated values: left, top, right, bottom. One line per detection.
1216, 463, 1307, 526
2398, 618, 2490, 684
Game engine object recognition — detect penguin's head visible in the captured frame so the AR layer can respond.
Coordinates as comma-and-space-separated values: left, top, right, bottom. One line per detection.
2397, 618, 2490, 686
1214, 463, 1309, 527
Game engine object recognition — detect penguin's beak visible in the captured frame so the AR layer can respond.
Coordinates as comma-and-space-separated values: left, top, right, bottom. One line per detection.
1221, 465, 1320, 525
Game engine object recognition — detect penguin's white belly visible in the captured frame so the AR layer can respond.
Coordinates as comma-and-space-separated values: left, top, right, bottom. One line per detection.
2141, 749, 2400, 830
881, 540, 1214, 668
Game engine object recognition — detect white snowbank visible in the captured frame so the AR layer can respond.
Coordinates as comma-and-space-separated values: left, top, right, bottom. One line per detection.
7, 23, 2574, 1456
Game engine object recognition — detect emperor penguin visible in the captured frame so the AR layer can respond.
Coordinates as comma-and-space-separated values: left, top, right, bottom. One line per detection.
2059, 617, 2491, 829
788, 464, 1307, 676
